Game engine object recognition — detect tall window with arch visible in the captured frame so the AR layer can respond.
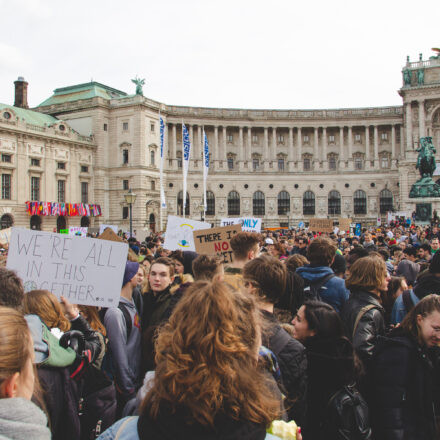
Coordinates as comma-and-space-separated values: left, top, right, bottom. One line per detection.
253, 191, 265, 216
379, 189, 393, 213
228, 191, 240, 216
328, 190, 341, 215
303, 191, 315, 215
177, 191, 190, 216
150, 150, 155, 166
354, 190, 367, 214
277, 191, 290, 215
206, 191, 215, 216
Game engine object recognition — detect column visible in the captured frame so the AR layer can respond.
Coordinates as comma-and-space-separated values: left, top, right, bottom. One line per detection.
297, 127, 302, 170
264, 127, 269, 171
214, 126, 219, 170
288, 127, 294, 170
391, 124, 397, 168
339, 127, 344, 161
172, 123, 177, 170
314, 127, 319, 163
239, 126, 244, 170
222, 126, 227, 163
373, 125, 379, 167
365, 126, 370, 169
348, 126, 353, 169
322, 127, 327, 164
406, 102, 412, 150
400, 125, 405, 158
272, 127, 277, 164
418, 100, 425, 138
247, 127, 252, 165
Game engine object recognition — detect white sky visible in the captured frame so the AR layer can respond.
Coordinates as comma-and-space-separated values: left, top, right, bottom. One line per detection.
0, 0, 439, 110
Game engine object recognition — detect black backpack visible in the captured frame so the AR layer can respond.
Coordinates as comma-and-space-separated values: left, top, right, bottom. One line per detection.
321, 384, 372, 440
303, 273, 336, 301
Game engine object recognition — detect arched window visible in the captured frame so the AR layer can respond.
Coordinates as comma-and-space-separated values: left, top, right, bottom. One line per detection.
206, 191, 215, 216
57, 216, 67, 233
303, 191, 315, 215
80, 216, 90, 227
228, 191, 240, 216
253, 191, 265, 216
149, 213, 156, 232
328, 190, 341, 215
0, 214, 13, 229
177, 191, 190, 216
380, 189, 393, 213
278, 191, 290, 215
150, 150, 155, 166
354, 190, 367, 214
30, 215, 41, 231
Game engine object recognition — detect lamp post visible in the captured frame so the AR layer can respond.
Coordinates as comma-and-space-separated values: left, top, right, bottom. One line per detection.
199, 203, 205, 222
124, 189, 137, 238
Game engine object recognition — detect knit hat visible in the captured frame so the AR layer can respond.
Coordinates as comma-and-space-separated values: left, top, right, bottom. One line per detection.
429, 251, 440, 274
331, 253, 346, 275
123, 261, 139, 286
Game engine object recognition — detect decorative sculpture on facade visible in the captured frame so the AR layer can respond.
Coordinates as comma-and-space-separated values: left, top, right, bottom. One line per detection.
409, 137, 440, 197
417, 69, 425, 86
403, 69, 411, 86
131, 76, 145, 95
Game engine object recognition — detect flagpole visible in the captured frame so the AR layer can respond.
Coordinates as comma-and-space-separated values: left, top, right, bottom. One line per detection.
182, 119, 185, 218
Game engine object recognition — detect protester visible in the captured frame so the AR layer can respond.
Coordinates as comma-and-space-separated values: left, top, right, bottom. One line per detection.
192, 254, 224, 280
98, 280, 301, 439
0, 306, 51, 440
370, 294, 440, 439
414, 250, 440, 299
296, 237, 349, 312
395, 246, 420, 287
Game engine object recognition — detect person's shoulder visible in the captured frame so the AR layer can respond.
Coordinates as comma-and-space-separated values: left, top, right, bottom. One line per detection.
97, 416, 139, 440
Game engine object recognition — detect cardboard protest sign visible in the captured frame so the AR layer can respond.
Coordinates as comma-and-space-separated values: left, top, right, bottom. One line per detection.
69, 227, 88, 237
308, 218, 334, 233
98, 228, 123, 243
193, 224, 242, 264
0, 227, 11, 245
220, 217, 262, 233
99, 224, 118, 235
163, 216, 211, 251
6, 228, 128, 307
338, 218, 352, 232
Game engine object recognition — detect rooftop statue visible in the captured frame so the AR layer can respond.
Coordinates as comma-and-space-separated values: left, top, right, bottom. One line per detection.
403, 69, 411, 86
410, 137, 440, 198
131, 76, 145, 95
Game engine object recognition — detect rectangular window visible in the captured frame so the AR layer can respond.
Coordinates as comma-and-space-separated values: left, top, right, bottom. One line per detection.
151, 181, 155, 190
123, 149, 129, 164
252, 135, 258, 143
122, 206, 129, 219
103, 123, 108, 131
381, 157, 389, 168
381, 132, 388, 141
227, 157, 234, 170
177, 156, 182, 168
303, 135, 309, 143
329, 135, 335, 143
2, 174, 11, 200
79, 182, 88, 203
1, 154, 11, 163
278, 158, 285, 171
123, 122, 129, 131
252, 159, 259, 171
31, 177, 40, 201
303, 158, 311, 170
80, 165, 88, 173
123, 180, 129, 190
227, 135, 233, 143
277, 135, 284, 143
30, 158, 40, 167
355, 134, 361, 142
57, 162, 66, 170
355, 157, 363, 170
57, 180, 65, 203
151, 123, 155, 132
329, 157, 337, 170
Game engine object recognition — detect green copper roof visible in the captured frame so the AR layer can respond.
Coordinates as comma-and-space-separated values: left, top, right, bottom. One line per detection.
38, 81, 128, 107
0, 103, 59, 127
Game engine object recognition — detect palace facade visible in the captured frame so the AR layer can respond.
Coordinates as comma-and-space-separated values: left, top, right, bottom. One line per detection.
1, 53, 440, 232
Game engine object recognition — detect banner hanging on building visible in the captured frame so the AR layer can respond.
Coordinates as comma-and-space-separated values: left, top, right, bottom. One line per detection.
159, 116, 166, 209
182, 123, 191, 215
203, 130, 210, 211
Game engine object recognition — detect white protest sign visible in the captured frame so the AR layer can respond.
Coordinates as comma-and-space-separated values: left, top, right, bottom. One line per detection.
163, 216, 211, 251
6, 228, 128, 307
220, 217, 262, 233
69, 227, 88, 237
99, 224, 118, 235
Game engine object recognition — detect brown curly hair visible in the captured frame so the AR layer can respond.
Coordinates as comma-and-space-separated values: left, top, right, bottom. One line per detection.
140, 280, 281, 427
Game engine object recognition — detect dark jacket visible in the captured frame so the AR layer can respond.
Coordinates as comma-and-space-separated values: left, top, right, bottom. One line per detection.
340, 289, 385, 371
277, 270, 304, 315
296, 265, 349, 313
261, 310, 307, 424
414, 269, 440, 299
370, 329, 440, 440
396, 258, 420, 286
303, 337, 357, 440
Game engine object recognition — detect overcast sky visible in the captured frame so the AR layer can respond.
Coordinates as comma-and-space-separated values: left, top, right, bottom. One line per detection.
1, 0, 439, 110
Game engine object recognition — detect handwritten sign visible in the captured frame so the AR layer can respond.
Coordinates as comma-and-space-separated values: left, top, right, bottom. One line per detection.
220, 217, 262, 233
6, 228, 128, 307
338, 218, 352, 232
193, 224, 241, 264
99, 224, 118, 235
163, 216, 211, 251
69, 227, 88, 237
308, 219, 333, 233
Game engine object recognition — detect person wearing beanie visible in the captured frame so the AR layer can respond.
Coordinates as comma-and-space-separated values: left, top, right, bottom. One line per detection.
103, 260, 143, 415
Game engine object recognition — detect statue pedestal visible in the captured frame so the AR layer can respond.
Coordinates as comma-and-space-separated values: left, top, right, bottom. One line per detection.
409, 177, 440, 198
415, 203, 432, 225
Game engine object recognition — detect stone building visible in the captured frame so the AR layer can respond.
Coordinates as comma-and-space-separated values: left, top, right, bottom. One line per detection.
1, 52, 440, 232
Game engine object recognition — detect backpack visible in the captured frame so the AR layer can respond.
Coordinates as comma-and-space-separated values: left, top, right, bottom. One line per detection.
321, 384, 372, 440
303, 273, 336, 301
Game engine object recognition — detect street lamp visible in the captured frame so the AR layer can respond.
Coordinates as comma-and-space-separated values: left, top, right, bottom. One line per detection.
199, 203, 205, 222
124, 189, 137, 238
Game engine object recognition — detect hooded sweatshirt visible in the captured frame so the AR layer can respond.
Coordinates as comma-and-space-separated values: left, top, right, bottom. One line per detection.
0, 397, 51, 440
296, 265, 350, 312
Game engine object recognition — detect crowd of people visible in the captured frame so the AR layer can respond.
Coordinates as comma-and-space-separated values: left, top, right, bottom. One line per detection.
1, 222, 440, 439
